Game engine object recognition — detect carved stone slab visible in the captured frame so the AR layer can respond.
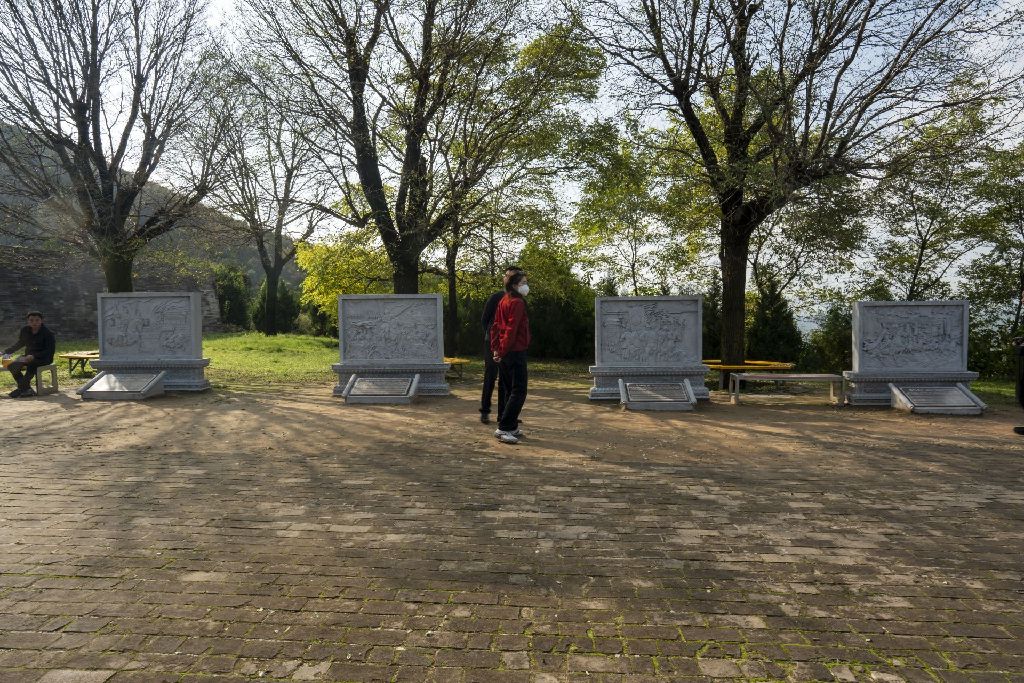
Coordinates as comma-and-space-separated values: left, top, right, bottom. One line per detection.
590, 297, 708, 401
853, 301, 969, 373
618, 379, 696, 411
78, 371, 166, 400
844, 301, 977, 407
98, 293, 201, 359
91, 292, 209, 391
333, 295, 449, 397
342, 374, 420, 404
339, 295, 443, 363
595, 297, 702, 366
890, 383, 986, 415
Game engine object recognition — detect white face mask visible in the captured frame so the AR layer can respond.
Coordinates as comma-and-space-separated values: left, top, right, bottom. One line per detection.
516, 283, 530, 296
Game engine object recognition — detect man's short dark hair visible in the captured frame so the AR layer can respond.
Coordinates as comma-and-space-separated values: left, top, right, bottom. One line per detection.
504, 265, 522, 274
26, 311, 43, 319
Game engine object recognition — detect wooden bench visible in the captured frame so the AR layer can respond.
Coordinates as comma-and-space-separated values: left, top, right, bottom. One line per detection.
729, 372, 845, 405
58, 350, 100, 375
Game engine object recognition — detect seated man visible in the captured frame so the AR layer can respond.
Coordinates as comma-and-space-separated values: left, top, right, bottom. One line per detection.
3, 311, 56, 398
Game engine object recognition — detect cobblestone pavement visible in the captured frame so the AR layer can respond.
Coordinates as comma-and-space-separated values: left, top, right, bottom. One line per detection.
0, 383, 1022, 682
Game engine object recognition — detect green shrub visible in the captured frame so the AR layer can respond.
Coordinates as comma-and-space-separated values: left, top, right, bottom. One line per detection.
212, 264, 252, 329
253, 278, 302, 334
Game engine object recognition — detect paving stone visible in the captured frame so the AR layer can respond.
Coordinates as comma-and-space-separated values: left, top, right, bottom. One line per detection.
1, 386, 1023, 681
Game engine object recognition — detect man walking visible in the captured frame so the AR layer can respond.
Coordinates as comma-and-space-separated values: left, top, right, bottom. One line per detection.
3, 311, 56, 398
479, 266, 522, 423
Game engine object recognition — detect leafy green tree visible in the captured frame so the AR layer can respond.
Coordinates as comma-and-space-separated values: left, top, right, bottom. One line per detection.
958, 142, 1024, 377
516, 243, 596, 359
746, 276, 802, 362
250, 0, 602, 293
574, 0, 1023, 364
295, 229, 395, 324
868, 108, 991, 300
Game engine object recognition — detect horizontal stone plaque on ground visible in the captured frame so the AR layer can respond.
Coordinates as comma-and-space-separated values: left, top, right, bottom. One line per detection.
89, 292, 209, 392
890, 383, 985, 415
844, 301, 979, 408
590, 297, 708, 401
618, 379, 696, 411
342, 374, 420, 404
78, 371, 166, 400
332, 295, 449, 397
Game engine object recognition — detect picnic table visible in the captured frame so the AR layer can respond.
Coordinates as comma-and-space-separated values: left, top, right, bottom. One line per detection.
703, 359, 796, 389
443, 357, 468, 380
58, 350, 99, 375
729, 372, 845, 405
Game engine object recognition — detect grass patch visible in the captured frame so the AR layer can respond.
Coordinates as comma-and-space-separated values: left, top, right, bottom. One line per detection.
973, 379, 1016, 406
204, 332, 338, 386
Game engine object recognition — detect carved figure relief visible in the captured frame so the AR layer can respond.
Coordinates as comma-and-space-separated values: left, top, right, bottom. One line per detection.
599, 302, 696, 365
342, 300, 440, 361
102, 297, 195, 358
858, 305, 965, 371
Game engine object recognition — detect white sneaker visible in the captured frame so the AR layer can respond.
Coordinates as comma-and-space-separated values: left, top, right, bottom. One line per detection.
495, 430, 520, 444
494, 428, 523, 438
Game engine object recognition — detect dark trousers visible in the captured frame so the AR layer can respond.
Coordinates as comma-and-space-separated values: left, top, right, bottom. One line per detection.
480, 348, 507, 418
8, 360, 40, 391
497, 351, 528, 432
1016, 342, 1024, 410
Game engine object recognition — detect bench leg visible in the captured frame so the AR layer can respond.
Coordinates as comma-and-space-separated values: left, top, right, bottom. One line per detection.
730, 376, 740, 404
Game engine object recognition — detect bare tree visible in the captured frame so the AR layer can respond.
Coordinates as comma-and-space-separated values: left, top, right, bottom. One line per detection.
574, 0, 1024, 363
0, 0, 218, 292
246, 0, 601, 293
203, 58, 331, 335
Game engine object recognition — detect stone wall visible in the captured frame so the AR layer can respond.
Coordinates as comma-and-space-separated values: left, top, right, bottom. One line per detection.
0, 246, 221, 344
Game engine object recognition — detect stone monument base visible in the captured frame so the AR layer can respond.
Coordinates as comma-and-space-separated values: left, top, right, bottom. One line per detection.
333, 362, 449, 397
78, 371, 167, 400
842, 370, 978, 406
90, 359, 210, 391
589, 364, 709, 401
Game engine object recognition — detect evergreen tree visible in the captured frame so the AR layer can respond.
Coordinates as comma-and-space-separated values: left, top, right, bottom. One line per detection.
254, 279, 301, 334
746, 277, 802, 362
212, 264, 252, 330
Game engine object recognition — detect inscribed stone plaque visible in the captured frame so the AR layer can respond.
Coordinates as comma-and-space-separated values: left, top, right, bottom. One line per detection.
626, 383, 690, 402
853, 301, 968, 373
98, 292, 201, 360
91, 373, 160, 393
350, 377, 414, 397
595, 297, 701, 367
339, 295, 443, 364
898, 386, 976, 409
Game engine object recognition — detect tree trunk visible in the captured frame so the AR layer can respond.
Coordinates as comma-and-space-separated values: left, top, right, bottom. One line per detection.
264, 272, 280, 336
719, 226, 751, 367
100, 249, 136, 293
444, 247, 458, 356
392, 250, 420, 294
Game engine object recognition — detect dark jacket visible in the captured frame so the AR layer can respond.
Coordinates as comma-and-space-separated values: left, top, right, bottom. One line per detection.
481, 290, 505, 341
4, 324, 56, 365
490, 294, 530, 358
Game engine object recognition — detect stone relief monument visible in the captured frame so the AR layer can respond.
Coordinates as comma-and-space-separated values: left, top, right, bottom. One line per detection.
589, 296, 709, 401
88, 292, 210, 392
332, 294, 450, 398
843, 300, 979, 407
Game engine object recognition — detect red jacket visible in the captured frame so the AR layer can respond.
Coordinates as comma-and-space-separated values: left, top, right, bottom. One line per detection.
490, 293, 530, 358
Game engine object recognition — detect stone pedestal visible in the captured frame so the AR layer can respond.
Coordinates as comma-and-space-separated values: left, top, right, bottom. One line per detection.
843, 301, 976, 406
589, 296, 708, 401
332, 295, 450, 397
91, 292, 210, 391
